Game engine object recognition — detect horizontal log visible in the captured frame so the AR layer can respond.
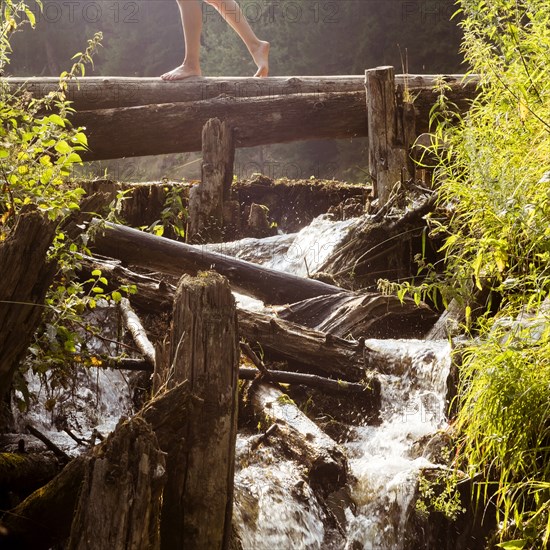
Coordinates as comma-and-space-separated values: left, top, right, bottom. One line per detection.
239, 367, 370, 394
69, 79, 478, 161
4, 74, 477, 110
239, 309, 366, 381
73, 92, 367, 161
91, 221, 343, 305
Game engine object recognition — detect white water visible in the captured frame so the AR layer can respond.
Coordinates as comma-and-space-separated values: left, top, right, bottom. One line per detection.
343, 339, 451, 549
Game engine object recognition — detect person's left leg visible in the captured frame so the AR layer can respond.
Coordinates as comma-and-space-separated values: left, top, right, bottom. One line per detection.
204, 0, 270, 77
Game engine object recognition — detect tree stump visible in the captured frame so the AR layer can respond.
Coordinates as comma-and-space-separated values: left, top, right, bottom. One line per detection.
188, 118, 235, 243
160, 272, 239, 550
68, 417, 166, 550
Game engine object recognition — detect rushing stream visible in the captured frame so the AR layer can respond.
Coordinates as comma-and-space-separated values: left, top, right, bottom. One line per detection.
11, 214, 451, 549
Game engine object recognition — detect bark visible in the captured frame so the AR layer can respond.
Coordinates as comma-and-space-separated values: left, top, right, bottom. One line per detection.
68, 417, 166, 550
277, 291, 437, 340
91, 220, 343, 305
159, 272, 239, 550
249, 382, 348, 490
0, 208, 57, 401
188, 118, 235, 243
238, 309, 366, 381
5, 74, 477, 110
0, 382, 195, 550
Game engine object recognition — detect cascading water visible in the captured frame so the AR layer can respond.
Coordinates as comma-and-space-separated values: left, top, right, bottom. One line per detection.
229, 215, 452, 549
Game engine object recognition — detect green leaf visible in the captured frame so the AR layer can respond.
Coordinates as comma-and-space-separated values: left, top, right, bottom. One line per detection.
91, 269, 102, 277
496, 540, 527, 550
54, 140, 72, 155
47, 114, 66, 127
0, 150, 8, 159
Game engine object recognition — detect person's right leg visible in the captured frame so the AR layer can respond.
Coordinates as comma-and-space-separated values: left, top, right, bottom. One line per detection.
161, 0, 203, 81
204, 0, 269, 77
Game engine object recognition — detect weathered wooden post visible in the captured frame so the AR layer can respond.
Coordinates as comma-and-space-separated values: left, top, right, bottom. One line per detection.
366, 66, 415, 206
188, 118, 235, 243
160, 272, 239, 550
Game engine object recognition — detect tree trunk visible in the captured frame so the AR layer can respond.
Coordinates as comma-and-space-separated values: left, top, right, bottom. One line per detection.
5, 74, 477, 110
188, 118, 235, 243
68, 417, 166, 550
158, 272, 239, 550
0, 382, 196, 550
0, 208, 57, 403
91, 220, 343, 305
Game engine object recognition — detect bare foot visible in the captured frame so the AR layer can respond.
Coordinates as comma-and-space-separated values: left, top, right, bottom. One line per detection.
161, 64, 201, 81
251, 40, 270, 78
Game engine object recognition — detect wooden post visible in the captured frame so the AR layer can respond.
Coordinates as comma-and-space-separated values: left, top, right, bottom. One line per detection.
366, 66, 414, 205
160, 272, 239, 550
188, 118, 235, 243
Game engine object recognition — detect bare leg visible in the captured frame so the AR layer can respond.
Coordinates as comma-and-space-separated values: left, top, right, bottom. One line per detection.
206, 0, 269, 77
161, 0, 203, 81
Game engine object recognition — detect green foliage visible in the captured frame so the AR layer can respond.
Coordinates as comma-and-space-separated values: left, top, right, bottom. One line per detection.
144, 184, 187, 240
391, 1, 550, 547
0, 1, 137, 408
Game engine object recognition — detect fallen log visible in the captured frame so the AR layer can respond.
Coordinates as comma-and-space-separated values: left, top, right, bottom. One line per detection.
4, 74, 477, 110
239, 367, 372, 395
73, 91, 368, 161
0, 382, 197, 550
238, 309, 366, 381
91, 220, 343, 305
119, 297, 156, 367
79, 255, 176, 312
249, 382, 348, 490
0, 452, 61, 497
277, 291, 437, 339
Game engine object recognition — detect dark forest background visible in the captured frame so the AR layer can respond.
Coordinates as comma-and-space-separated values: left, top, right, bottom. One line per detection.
8, 0, 465, 182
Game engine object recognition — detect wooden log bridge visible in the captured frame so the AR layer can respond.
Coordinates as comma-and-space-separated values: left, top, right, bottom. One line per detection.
6, 73, 479, 162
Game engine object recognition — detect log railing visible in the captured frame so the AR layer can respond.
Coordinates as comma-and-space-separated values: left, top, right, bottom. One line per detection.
4, 70, 479, 203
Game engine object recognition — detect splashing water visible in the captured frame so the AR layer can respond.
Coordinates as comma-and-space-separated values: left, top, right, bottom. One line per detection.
343, 339, 451, 549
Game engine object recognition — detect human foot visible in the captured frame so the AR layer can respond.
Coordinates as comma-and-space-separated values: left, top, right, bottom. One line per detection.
161, 64, 201, 81
251, 40, 270, 77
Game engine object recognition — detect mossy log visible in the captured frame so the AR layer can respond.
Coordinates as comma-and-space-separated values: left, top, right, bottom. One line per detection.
0, 452, 61, 498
